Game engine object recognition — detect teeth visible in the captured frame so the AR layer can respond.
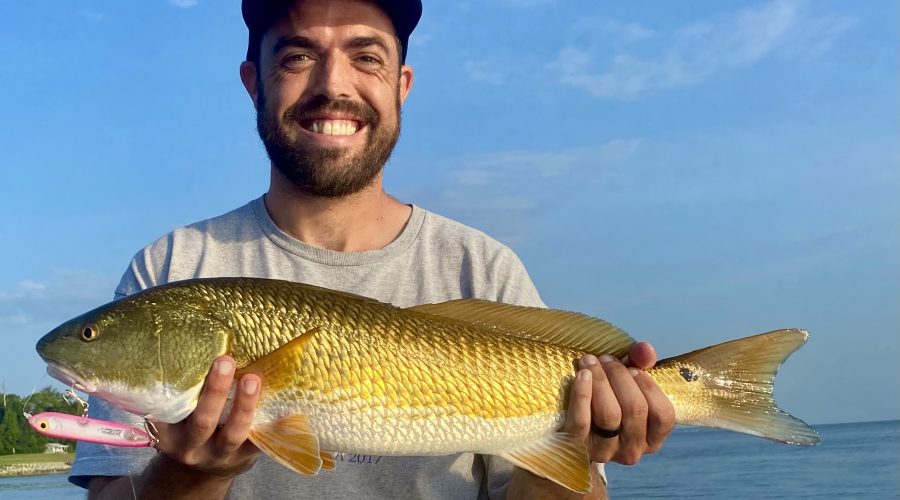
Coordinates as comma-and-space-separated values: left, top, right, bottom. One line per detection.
307, 120, 358, 136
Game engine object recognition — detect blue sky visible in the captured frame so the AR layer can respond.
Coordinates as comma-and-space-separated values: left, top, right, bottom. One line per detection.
1, 0, 897, 425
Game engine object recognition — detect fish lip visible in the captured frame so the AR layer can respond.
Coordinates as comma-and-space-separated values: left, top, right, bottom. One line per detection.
46, 362, 98, 393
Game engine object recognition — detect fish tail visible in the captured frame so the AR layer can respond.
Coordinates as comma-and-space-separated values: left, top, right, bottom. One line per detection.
652, 329, 820, 446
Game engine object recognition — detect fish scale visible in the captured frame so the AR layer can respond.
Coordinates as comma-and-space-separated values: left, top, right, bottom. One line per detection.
222, 296, 577, 455
36, 276, 820, 493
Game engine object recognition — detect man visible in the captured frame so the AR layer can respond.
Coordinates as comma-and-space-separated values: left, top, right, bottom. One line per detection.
71, 1, 675, 498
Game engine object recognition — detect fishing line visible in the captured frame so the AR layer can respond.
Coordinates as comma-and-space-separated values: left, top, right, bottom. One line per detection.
128, 468, 137, 500
21, 387, 39, 419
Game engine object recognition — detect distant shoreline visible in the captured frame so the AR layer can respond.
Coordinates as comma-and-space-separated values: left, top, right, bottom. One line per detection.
0, 452, 74, 478
0, 462, 71, 477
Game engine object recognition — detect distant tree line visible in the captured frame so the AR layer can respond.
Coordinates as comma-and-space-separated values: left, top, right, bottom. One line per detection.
0, 387, 82, 454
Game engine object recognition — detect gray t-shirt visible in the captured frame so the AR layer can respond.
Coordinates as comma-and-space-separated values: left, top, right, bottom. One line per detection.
70, 196, 548, 499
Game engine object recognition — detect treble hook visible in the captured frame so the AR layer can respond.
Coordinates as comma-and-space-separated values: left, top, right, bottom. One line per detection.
63, 386, 90, 417
143, 419, 161, 451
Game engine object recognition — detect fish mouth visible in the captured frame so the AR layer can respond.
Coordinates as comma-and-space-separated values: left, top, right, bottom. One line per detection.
46, 362, 98, 393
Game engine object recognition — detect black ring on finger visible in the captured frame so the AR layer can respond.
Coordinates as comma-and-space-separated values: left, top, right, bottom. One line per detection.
591, 423, 622, 438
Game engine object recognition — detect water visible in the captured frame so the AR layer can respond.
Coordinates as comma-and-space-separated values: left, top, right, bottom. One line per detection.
0, 474, 83, 499
607, 420, 899, 499
0, 421, 897, 498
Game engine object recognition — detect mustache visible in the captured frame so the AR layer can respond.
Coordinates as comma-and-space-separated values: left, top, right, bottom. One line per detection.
285, 95, 378, 125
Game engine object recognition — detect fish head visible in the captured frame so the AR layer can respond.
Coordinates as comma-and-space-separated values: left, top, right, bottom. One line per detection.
36, 284, 230, 421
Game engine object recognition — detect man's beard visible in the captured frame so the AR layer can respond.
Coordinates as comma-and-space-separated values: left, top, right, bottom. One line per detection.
256, 90, 401, 198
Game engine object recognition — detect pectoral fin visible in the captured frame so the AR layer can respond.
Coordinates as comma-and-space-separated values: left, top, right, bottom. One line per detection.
500, 432, 592, 494
235, 327, 318, 393
239, 331, 336, 474
249, 414, 331, 475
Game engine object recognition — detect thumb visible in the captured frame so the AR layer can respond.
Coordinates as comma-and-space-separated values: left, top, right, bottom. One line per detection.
624, 342, 657, 370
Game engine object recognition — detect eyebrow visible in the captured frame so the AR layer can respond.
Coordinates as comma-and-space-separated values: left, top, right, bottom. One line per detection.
272, 34, 394, 58
272, 36, 322, 55
344, 35, 392, 56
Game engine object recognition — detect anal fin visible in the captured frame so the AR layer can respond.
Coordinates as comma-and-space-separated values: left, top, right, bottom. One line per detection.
249, 414, 324, 476
500, 432, 592, 494
320, 450, 335, 470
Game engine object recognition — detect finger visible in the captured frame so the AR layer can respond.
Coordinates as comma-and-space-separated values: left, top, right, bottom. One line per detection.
582, 355, 622, 434
624, 342, 657, 370
186, 356, 236, 449
602, 357, 648, 465
215, 374, 260, 455
632, 371, 675, 453
563, 368, 593, 439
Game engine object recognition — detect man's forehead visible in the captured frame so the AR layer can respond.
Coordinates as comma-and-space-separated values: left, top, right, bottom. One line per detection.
272, 0, 396, 41
243, 0, 420, 62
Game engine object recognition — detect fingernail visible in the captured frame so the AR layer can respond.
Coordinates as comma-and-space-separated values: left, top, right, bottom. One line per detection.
216, 359, 234, 375
577, 369, 591, 382
581, 354, 599, 367
599, 355, 617, 364
628, 367, 640, 377
243, 379, 258, 394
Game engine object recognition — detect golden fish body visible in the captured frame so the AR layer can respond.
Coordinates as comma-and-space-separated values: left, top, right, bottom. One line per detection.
246, 304, 578, 457
36, 277, 819, 493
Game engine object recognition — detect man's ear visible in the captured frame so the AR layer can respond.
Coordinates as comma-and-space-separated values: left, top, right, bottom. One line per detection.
240, 61, 260, 109
398, 64, 414, 106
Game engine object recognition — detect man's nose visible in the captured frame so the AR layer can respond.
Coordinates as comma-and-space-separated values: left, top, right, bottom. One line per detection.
307, 54, 355, 100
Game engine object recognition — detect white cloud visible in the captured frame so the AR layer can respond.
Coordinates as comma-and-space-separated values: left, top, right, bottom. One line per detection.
409, 31, 433, 48
0, 270, 116, 331
462, 60, 505, 85
577, 18, 657, 45
453, 139, 640, 185
18, 281, 47, 296
0, 270, 118, 395
553, 0, 854, 100
411, 139, 641, 243
170, 0, 199, 8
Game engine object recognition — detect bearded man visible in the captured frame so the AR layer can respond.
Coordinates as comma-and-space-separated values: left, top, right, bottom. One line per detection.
70, 1, 675, 498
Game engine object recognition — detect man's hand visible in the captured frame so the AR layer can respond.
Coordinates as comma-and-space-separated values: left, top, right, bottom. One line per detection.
506, 342, 676, 499
89, 356, 262, 499
565, 342, 676, 465
152, 355, 262, 476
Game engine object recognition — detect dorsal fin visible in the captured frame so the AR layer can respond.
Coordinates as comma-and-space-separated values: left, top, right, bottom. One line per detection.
408, 300, 635, 357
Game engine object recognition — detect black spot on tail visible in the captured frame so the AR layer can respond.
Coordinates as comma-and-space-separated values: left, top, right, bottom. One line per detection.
680, 367, 698, 382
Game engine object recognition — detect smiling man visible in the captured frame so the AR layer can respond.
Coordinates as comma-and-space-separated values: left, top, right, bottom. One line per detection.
71, 1, 674, 498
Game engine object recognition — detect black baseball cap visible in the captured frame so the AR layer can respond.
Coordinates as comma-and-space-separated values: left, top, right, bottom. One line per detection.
242, 0, 423, 63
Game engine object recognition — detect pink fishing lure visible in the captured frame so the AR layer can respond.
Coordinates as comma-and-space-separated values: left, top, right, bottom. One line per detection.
27, 411, 152, 447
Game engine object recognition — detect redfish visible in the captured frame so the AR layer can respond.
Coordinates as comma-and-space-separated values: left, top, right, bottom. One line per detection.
36, 277, 819, 493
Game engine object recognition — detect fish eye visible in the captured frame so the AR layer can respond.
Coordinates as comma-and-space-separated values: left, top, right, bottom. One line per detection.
39, 420, 48, 429
81, 324, 99, 342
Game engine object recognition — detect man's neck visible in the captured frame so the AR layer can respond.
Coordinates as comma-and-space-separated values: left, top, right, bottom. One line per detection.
264, 167, 412, 253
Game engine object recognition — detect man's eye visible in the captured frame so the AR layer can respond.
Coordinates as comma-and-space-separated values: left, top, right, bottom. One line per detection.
284, 54, 312, 65
356, 55, 383, 66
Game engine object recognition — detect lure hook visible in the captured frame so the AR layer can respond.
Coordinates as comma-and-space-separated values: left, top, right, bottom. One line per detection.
63, 386, 90, 417
143, 419, 161, 451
